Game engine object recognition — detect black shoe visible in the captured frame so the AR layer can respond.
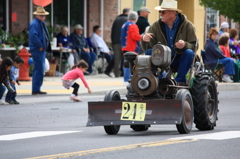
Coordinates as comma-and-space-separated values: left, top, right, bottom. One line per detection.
5, 99, 14, 104
104, 72, 112, 77
32, 91, 47, 95
84, 71, 90, 75
12, 99, 20, 104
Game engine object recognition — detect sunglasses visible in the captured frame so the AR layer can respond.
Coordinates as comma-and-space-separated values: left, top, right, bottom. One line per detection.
159, 11, 167, 14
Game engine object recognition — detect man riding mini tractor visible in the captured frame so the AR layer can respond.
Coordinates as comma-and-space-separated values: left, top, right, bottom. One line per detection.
86, 42, 219, 135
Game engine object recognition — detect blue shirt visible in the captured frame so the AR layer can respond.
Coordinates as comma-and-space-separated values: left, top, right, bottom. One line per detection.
10, 66, 19, 82
164, 16, 180, 57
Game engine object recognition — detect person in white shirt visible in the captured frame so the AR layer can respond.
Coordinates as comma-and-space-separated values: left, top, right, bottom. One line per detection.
90, 25, 114, 77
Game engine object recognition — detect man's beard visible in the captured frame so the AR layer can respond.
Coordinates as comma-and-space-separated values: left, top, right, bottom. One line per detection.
160, 16, 165, 19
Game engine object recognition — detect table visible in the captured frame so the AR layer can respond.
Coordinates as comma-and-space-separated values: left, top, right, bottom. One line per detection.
0, 47, 70, 73
52, 47, 71, 73
0, 47, 22, 59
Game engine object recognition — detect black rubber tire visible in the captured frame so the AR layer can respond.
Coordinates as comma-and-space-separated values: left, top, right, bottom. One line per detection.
103, 90, 121, 135
191, 75, 218, 130
130, 125, 149, 131
175, 89, 194, 134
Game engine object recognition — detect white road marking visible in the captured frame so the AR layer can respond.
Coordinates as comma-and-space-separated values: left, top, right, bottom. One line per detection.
170, 131, 240, 140
0, 131, 80, 141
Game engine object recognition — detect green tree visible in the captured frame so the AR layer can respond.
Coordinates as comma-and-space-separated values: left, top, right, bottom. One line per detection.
199, 0, 240, 23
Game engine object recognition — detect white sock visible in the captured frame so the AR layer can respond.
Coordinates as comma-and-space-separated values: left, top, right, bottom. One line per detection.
70, 94, 75, 97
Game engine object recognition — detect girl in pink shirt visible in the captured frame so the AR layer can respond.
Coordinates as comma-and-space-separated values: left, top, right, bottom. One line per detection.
62, 60, 92, 102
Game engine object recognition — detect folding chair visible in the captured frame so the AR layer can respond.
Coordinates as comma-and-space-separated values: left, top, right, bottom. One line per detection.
201, 50, 224, 82
86, 37, 106, 73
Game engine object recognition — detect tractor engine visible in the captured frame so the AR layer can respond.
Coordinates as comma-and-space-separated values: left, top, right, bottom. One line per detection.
124, 43, 176, 97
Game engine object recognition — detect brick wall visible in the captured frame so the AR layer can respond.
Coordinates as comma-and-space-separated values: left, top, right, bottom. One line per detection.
9, 0, 29, 34
87, 0, 118, 43
87, 0, 100, 38
103, 0, 118, 43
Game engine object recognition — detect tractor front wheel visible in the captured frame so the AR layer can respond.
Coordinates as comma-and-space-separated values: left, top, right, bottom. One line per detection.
103, 90, 121, 135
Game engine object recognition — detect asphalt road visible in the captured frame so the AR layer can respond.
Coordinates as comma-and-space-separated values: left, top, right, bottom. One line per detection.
0, 90, 240, 159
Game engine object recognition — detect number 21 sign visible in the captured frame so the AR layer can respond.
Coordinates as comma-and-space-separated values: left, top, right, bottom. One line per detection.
120, 102, 146, 121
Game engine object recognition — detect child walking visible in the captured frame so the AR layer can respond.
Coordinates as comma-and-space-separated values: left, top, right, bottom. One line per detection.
62, 60, 92, 102
0, 57, 16, 105
5, 56, 24, 104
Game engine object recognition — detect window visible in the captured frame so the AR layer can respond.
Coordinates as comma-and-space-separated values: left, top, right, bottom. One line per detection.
133, 0, 146, 12
0, 0, 6, 30
205, 8, 219, 40
43, 0, 84, 35
206, 8, 218, 32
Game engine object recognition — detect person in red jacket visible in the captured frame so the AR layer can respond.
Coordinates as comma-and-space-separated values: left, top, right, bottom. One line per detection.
219, 33, 231, 57
121, 11, 142, 86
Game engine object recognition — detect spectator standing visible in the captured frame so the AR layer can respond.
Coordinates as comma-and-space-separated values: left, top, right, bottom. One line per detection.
29, 7, 51, 95
0, 58, 15, 105
229, 29, 240, 54
5, 56, 24, 104
62, 60, 92, 102
121, 11, 142, 86
205, 28, 235, 83
218, 22, 229, 37
71, 24, 96, 75
142, 0, 196, 86
90, 25, 114, 77
56, 26, 79, 68
111, 8, 130, 78
136, 7, 151, 34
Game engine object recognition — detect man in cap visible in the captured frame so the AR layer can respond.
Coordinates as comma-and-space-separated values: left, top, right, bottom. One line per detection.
111, 8, 130, 78
29, 7, 51, 95
136, 7, 151, 34
219, 22, 229, 37
70, 24, 96, 74
141, 0, 197, 86
218, 22, 238, 46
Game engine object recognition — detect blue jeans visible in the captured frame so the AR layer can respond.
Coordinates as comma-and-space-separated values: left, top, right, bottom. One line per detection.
0, 84, 6, 100
219, 58, 235, 75
31, 50, 46, 92
100, 52, 114, 74
171, 49, 195, 83
81, 50, 96, 73
5, 83, 16, 101
123, 60, 131, 82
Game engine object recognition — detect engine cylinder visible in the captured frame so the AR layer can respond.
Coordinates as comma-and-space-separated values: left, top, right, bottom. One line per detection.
151, 43, 171, 68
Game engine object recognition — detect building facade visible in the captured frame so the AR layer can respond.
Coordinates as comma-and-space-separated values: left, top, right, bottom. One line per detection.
0, 0, 239, 53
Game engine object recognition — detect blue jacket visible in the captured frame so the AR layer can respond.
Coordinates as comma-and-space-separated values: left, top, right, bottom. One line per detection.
205, 38, 226, 69
56, 33, 75, 49
29, 18, 51, 53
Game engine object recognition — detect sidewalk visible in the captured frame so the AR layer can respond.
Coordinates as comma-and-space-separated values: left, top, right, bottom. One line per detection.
16, 73, 127, 95
16, 74, 240, 96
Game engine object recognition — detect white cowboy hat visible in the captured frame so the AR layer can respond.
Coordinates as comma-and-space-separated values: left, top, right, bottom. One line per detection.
33, 7, 49, 15
155, 0, 182, 13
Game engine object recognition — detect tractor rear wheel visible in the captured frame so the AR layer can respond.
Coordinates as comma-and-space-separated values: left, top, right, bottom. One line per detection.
175, 89, 194, 134
191, 75, 218, 130
103, 90, 121, 135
